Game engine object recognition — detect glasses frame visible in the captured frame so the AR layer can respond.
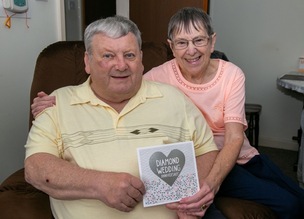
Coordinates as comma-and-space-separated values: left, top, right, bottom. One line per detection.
170, 36, 211, 50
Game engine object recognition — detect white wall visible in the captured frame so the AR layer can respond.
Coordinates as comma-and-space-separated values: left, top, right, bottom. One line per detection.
116, 0, 129, 17
0, 0, 63, 183
0, 0, 126, 183
210, 0, 304, 151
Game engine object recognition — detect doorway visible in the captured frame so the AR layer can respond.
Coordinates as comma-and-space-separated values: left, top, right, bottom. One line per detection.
84, 1, 116, 26
130, 0, 209, 44
65, 0, 116, 41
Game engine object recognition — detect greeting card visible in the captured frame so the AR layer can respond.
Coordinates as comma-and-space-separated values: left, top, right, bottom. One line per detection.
137, 141, 199, 207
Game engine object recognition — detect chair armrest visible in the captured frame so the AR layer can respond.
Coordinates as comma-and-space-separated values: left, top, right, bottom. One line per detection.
215, 197, 277, 219
0, 168, 53, 219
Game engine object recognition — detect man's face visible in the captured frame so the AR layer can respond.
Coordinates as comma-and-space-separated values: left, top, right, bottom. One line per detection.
85, 32, 144, 103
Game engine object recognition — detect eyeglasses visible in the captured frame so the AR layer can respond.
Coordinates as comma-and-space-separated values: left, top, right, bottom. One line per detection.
171, 36, 210, 50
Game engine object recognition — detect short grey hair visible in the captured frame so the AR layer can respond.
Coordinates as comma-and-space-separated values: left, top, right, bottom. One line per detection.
84, 15, 142, 55
168, 7, 214, 40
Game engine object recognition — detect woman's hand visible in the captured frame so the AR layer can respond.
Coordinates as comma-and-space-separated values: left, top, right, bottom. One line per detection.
31, 91, 55, 118
177, 211, 199, 219
167, 181, 215, 217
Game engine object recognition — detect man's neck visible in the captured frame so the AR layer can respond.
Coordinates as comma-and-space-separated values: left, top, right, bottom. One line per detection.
92, 87, 130, 113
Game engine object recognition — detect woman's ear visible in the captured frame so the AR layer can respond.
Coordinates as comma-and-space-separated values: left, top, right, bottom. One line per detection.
167, 39, 173, 50
167, 39, 176, 58
210, 33, 217, 53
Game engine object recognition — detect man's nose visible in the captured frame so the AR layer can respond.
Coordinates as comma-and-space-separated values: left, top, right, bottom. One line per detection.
115, 57, 128, 71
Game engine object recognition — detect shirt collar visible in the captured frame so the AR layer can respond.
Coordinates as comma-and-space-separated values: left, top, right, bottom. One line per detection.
70, 77, 163, 107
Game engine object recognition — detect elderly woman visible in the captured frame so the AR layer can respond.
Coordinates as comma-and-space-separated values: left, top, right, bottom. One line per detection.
31, 7, 304, 219
145, 7, 304, 219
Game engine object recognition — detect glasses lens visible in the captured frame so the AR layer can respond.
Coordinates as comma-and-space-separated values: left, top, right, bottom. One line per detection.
174, 40, 188, 49
193, 37, 209, 47
173, 36, 209, 50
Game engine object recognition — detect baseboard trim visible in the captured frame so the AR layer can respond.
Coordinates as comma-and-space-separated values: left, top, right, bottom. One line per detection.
259, 136, 299, 151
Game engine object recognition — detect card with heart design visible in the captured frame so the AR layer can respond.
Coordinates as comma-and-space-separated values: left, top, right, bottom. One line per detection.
137, 141, 199, 207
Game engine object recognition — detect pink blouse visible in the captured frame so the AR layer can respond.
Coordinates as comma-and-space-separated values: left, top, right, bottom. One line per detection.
144, 59, 259, 164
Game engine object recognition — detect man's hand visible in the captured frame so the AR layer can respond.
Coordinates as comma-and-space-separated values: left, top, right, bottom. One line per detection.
25, 154, 145, 213
31, 91, 55, 118
96, 172, 146, 212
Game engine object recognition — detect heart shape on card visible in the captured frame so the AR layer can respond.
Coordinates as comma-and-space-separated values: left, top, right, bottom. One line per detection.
149, 149, 185, 186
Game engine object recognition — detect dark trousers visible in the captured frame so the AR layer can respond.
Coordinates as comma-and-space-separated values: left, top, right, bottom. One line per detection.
203, 203, 226, 219
217, 154, 304, 219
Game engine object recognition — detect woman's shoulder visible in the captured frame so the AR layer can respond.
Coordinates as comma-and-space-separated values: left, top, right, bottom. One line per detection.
219, 59, 245, 77
146, 59, 173, 72
144, 59, 175, 80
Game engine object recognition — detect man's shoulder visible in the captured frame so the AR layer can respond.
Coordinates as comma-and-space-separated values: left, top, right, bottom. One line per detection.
50, 81, 87, 96
144, 79, 183, 94
51, 85, 78, 96
142, 80, 191, 106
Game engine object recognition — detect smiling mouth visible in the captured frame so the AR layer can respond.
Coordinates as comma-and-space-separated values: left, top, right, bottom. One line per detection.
111, 75, 130, 79
186, 56, 201, 63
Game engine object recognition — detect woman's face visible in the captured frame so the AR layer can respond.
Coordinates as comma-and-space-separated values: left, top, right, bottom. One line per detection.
169, 24, 216, 77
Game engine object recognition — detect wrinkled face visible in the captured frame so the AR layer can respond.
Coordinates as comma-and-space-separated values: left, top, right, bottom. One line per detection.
168, 24, 216, 76
85, 33, 144, 103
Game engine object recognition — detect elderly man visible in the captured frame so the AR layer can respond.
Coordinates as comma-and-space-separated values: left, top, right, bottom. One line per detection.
24, 16, 219, 219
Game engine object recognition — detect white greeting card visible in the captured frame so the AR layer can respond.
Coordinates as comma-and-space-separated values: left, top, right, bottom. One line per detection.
137, 141, 199, 207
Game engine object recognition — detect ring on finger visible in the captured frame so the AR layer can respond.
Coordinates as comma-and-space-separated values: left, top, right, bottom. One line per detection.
201, 204, 208, 211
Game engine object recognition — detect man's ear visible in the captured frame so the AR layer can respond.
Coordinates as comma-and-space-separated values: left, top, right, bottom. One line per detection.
84, 52, 91, 75
140, 50, 145, 72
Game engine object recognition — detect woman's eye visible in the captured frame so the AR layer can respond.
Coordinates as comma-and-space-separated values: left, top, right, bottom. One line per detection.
177, 41, 187, 45
194, 37, 208, 46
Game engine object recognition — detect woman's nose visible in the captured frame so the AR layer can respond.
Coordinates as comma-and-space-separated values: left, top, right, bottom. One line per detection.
186, 41, 198, 55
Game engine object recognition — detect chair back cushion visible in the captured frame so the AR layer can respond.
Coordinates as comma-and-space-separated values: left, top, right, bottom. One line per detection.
30, 41, 87, 126
29, 41, 170, 126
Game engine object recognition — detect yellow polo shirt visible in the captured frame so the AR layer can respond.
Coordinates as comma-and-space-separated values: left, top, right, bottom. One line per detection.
25, 77, 217, 219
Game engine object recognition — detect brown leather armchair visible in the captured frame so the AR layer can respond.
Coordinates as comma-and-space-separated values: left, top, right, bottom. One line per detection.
0, 41, 276, 219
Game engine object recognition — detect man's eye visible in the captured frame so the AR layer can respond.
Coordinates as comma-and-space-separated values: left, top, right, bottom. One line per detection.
125, 53, 136, 59
103, 54, 114, 59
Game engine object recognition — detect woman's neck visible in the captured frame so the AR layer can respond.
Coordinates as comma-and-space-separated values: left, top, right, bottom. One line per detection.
181, 59, 219, 84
